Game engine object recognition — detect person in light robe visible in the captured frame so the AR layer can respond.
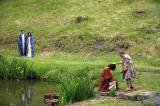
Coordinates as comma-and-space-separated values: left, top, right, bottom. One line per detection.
26, 32, 34, 57
98, 64, 118, 92
116, 52, 136, 91
18, 30, 27, 56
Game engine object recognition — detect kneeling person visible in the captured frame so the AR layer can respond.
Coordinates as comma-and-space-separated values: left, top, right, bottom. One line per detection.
98, 64, 118, 92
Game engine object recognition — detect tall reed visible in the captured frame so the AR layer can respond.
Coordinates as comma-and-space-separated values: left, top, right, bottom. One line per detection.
0, 53, 36, 79
58, 69, 95, 105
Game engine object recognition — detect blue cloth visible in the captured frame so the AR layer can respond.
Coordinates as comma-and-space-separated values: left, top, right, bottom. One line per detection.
26, 36, 34, 57
18, 32, 27, 56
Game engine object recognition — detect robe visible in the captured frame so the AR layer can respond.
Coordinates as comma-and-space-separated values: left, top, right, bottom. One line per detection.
18, 32, 27, 56
26, 36, 34, 57
122, 54, 136, 80
98, 67, 118, 92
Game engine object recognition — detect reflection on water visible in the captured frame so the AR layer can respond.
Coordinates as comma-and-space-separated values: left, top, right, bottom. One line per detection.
0, 80, 57, 106
19, 88, 34, 105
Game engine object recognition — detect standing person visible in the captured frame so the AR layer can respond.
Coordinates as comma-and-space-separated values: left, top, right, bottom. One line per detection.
98, 64, 118, 92
116, 52, 136, 91
26, 32, 34, 57
18, 29, 27, 56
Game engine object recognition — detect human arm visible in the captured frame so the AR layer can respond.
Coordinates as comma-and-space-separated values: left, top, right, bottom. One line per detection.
121, 58, 130, 73
115, 61, 122, 64
18, 34, 22, 48
31, 36, 34, 48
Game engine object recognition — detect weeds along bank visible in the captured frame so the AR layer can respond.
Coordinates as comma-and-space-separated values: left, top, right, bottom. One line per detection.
0, 52, 97, 105
0, 52, 124, 105
1, 51, 160, 105
0, 52, 37, 79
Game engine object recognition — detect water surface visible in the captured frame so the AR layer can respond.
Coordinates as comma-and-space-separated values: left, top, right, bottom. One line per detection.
0, 80, 57, 106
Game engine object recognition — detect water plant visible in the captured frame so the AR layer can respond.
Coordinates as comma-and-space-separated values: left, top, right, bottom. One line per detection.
0, 53, 36, 79
58, 68, 95, 105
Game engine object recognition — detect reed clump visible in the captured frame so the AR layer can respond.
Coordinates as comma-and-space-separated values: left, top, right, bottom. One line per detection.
58, 69, 95, 105
0, 53, 36, 79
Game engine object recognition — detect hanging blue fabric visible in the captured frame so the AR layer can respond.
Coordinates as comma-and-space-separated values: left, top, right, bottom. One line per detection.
18, 32, 27, 56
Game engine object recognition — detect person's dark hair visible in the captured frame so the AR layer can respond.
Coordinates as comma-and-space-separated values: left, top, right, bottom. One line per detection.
108, 64, 116, 71
27, 32, 32, 36
21, 29, 24, 32
119, 51, 125, 55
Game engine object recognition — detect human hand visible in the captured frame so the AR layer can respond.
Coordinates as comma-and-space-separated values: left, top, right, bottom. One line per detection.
121, 70, 124, 73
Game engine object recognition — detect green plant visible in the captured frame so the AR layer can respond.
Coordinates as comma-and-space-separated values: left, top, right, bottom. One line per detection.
141, 102, 155, 106
58, 69, 95, 105
109, 88, 118, 97
0, 53, 36, 79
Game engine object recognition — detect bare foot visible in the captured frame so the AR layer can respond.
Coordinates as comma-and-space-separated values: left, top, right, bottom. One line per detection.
130, 86, 135, 90
125, 88, 131, 91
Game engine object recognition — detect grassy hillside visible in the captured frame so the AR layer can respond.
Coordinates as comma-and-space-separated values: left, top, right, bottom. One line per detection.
0, 0, 160, 56
1, 0, 160, 105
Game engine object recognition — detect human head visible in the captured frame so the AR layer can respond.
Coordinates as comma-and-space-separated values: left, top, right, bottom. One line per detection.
21, 29, 24, 33
108, 64, 116, 71
119, 51, 125, 58
28, 32, 32, 37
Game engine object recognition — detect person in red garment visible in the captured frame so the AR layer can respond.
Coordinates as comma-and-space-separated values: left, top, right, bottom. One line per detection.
98, 64, 118, 92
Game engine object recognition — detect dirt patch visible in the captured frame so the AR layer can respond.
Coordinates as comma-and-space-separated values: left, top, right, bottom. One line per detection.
14, 20, 22, 25
75, 16, 85, 23
132, 10, 148, 18
140, 72, 160, 76
136, 10, 146, 15
54, 34, 132, 53
39, 51, 55, 57
54, 34, 131, 54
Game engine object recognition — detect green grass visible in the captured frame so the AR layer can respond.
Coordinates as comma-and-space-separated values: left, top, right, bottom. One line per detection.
1, 51, 160, 104
86, 100, 156, 106
0, 0, 160, 56
1, 0, 160, 105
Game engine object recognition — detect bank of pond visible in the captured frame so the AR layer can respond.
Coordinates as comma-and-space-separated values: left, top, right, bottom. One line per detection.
0, 53, 96, 105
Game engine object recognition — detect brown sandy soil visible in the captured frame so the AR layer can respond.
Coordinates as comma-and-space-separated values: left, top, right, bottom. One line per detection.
39, 51, 55, 57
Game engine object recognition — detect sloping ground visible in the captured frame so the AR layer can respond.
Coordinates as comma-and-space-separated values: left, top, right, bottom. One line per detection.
0, 0, 160, 56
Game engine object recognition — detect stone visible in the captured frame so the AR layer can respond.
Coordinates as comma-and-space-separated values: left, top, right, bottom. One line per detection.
36, 104, 51, 106
10, 104, 18, 106
152, 28, 160, 32
96, 91, 110, 96
98, 0, 103, 3
116, 90, 159, 101
44, 93, 59, 100
136, 10, 146, 15
75, 16, 85, 23
142, 96, 160, 106
152, 24, 160, 32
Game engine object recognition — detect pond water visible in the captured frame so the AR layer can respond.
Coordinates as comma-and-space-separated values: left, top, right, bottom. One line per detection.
0, 80, 57, 106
